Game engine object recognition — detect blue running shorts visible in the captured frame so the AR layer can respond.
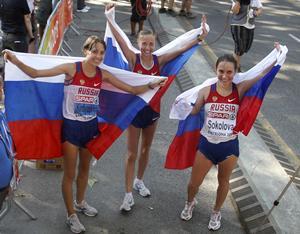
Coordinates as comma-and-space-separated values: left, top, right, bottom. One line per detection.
198, 136, 239, 165
131, 106, 160, 129
62, 117, 100, 148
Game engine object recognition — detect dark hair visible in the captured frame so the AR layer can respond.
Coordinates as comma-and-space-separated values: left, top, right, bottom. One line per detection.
82, 35, 106, 52
216, 54, 238, 71
137, 30, 156, 39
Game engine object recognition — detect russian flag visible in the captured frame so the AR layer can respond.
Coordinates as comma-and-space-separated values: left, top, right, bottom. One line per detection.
104, 6, 209, 113
165, 46, 288, 169
4, 52, 166, 160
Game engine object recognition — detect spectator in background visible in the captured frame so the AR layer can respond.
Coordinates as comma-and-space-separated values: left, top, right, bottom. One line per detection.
35, 0, 53, 43
159, 0, 177, 17
130, 0, 148, 36
231, 0, 263, 71
0, 0, 34, 52
77, 0, 91, 13
27, 0, 37, 53
179, 0, 196, 19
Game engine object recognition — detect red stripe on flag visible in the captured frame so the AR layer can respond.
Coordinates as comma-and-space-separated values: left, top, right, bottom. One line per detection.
149, 75, 176, 113
9, 119, 63, 160
234, 96, 263, 135
87, 123, 123, 159
165, 130, 200, 170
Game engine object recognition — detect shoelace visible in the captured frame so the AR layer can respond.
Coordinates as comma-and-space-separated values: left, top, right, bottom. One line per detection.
211, 212, 220, 222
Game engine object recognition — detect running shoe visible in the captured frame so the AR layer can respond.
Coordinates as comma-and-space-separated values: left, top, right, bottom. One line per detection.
185, 12, 196, 19
180, 198, 197, 221
76, 6, 89, 13
66, 213, 86, 234
208, 211, 222, 231
120, 194, 135, 211
74, 200, 98, 217
133, 178, 151, 197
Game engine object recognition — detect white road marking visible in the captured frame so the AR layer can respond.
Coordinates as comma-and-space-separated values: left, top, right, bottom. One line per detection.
289, 33, 300, 43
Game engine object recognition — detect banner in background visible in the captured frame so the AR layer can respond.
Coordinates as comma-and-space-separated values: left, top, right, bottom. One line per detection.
38, 0, 73, 55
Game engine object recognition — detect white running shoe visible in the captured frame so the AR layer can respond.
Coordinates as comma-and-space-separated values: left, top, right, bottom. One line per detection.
133, 178, 151, 197
76, 6, 89, 13
66, 213, 86, 234
74, 200, 98, 217
84, 5, 91, 10
180, 198, 197, 221
120, 194, 135, 211
208, 211, 222, 231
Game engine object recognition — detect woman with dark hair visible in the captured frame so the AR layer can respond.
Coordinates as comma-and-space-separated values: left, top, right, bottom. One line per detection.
3, 35, 165, 233
180, 43, 281, 231
231, 0, 263, 71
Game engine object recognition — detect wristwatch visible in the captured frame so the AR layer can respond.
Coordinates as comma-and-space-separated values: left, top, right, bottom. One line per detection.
197, 34, 203, 44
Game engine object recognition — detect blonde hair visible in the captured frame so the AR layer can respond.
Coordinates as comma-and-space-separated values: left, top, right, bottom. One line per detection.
137, 30, 156, 40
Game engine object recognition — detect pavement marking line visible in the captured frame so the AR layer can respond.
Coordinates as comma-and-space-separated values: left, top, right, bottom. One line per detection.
264, 141, 281, 150
232, 167, 242, 173
229, 176, 245, 183
240, 202, 261, 212
231, 184, 251, 193
289, 33, 300, 43
235, 193, 256, 202
250, 223, 273, 233
244, 212, 266, 222
257, 113, 300, 167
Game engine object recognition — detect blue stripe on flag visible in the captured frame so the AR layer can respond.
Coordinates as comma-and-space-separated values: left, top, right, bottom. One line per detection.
244, 65, 281, 99
5, 81, 64, 121
160, 45, 199, 76
104, 38, 130, 71
99, 90, 147, 130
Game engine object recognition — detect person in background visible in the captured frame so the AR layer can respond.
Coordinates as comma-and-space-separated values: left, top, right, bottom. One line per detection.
27, 0, 37, 53
231, 0, 263, 71
159, 0, 177, 17
35, 0, 53, 43
77, 0, 91, 13
179, 0, 196, 19
129, 0, 148, 36
0, 0, 34, 52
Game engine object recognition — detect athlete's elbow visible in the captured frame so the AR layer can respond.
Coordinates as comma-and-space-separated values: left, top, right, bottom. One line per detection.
131, 88, 139, 95
30, 70, 40, 78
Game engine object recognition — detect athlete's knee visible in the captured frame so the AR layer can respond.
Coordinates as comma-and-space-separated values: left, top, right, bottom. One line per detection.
78, 160, 91, 174
63, 170, 76, 182
140, 145, 151, 156
127, 151, 138, 163
77, 166, 90, 179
